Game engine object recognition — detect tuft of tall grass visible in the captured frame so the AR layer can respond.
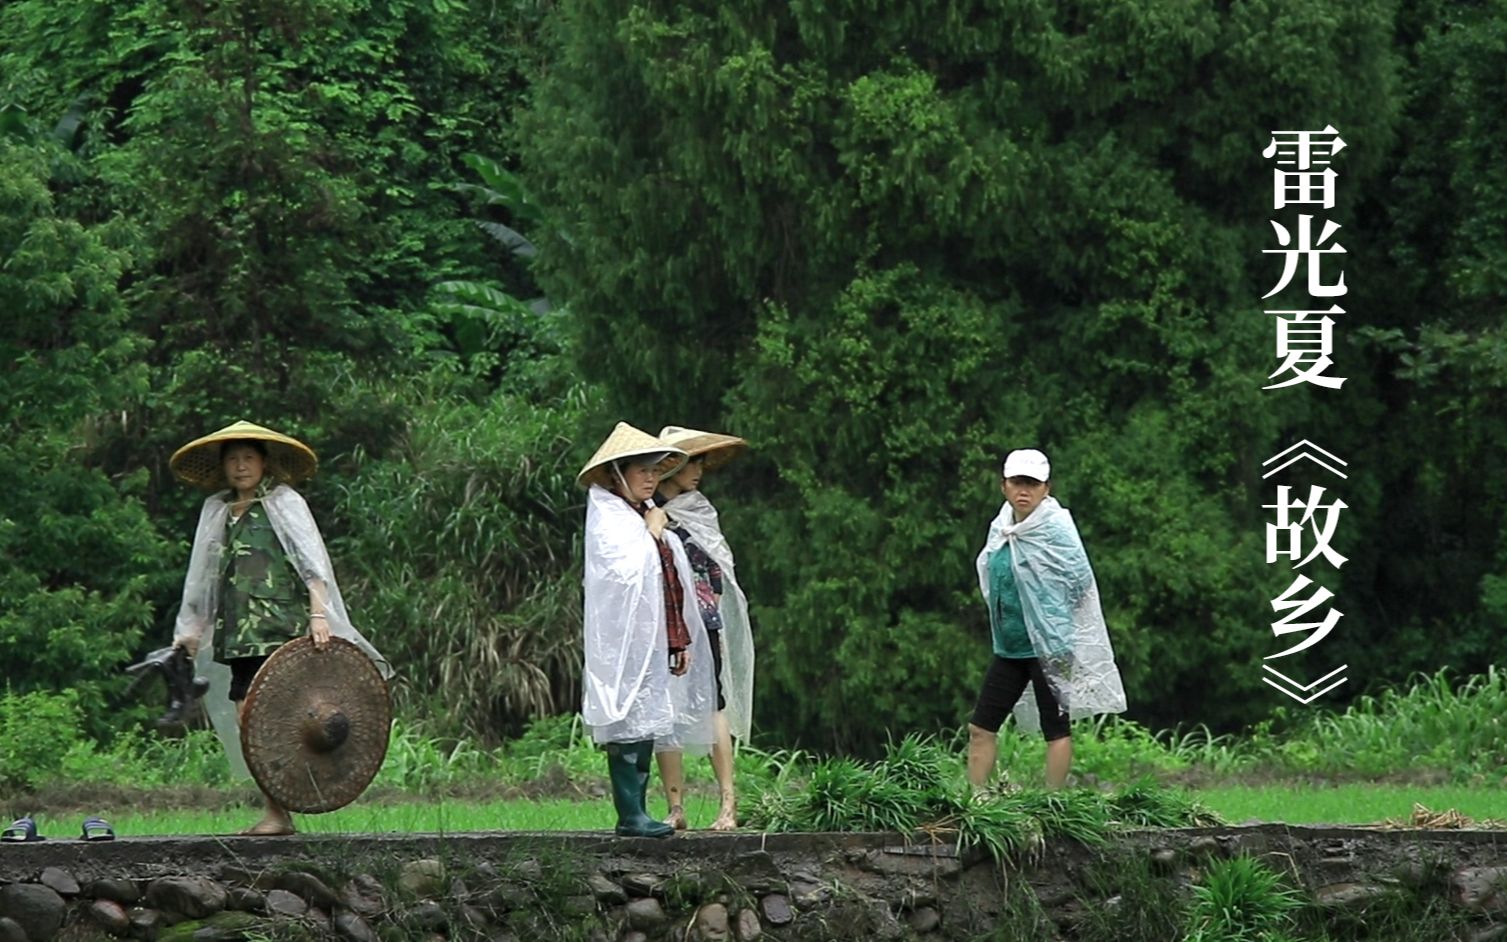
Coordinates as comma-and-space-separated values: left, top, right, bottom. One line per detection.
1185, 856, 1305, 942
1269, 667, 1507, 779
1108, 779, 1224, 828
374, 717, 498, 791
739, 736, 1213, 864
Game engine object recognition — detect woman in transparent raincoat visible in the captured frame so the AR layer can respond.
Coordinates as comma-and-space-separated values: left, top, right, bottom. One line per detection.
650, 426, 754, 831
170, 420, 389, 835
578, 423, 716, 838
966, 449, 1125, 788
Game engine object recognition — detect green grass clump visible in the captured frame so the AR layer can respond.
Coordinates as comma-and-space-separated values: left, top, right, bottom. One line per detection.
1108, 779, 1223, 828
1264, 667, 1507, 780
738, 734, 1215, 863
1186, 856, 1305, 942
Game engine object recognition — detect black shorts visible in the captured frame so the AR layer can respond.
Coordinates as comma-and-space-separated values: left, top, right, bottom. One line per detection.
227, 656, 270, 702
970, 656, 1071, 742
706, 628, 726, 712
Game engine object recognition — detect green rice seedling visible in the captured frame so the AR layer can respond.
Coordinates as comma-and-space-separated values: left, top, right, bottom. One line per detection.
736, 744, 812, 829
1074, 850, 1189, 942
1108, 779, 1225, 828
729, 743, 790, 789
876, 731, 958, 796
1186, 856, 1305, 942
800, 756, 923, 832
850, 776, 926, 833
738, 786, 801, 832
1008, 788, 1113, 846
940, 792, 1044, 863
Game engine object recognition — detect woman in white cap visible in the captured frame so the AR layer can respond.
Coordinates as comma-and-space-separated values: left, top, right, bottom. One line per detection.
578, 423, 717, 838
651, 426, 753, 831
169, 421, 390, 835
966, 448, 1125, 788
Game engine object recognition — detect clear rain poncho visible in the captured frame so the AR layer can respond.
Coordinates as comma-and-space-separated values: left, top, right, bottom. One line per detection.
661, 489, 754, 741
173, 484, 391, 778
582, 485, 716, 748
975, 496, 1126, 733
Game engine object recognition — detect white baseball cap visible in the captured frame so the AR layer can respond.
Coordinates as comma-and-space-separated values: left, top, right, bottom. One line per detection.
1002, 448, 1050, 481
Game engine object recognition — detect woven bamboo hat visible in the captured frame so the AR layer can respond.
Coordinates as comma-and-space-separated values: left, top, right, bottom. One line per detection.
577, 422, 688, 489
240, 637, 392, 814
658, 426, 748, 471
170, 420, 318, 489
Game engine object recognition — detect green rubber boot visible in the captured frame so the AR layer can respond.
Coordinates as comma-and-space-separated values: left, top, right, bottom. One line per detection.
606, 742, 674, 838
636, 741, 654, 815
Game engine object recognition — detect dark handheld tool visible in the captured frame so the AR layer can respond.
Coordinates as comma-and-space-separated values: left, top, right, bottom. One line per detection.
125, 645, 210, 731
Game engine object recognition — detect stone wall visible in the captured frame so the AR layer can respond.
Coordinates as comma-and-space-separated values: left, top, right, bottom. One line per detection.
0, 826, 1503, 941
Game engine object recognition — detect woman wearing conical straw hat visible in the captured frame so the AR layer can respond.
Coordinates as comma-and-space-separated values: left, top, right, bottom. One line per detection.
578, 422, 718, 838
169, 421, 390, 836
651, 426, 752, 831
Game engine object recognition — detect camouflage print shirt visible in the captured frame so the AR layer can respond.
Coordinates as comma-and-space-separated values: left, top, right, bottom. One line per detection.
216, 499, 304, 660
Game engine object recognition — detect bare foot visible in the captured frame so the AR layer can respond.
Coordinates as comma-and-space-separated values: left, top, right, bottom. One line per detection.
239, 815, 296, 836
710, 804, 738, 831
664, 805, 687, 830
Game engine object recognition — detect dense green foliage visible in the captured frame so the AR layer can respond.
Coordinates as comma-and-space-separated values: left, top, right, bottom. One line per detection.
0, 0, 578, 745
0, 138, 166, 733
522, 0, 1504, 747
3, 0, 1506, 756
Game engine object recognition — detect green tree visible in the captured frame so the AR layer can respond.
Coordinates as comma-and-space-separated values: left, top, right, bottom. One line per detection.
0, 0, 549, 500
1337, 0, 1507, 682
0, 137, 167, 730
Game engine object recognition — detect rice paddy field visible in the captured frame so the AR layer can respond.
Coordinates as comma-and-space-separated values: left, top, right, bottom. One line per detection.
17, 783, 1507, 842
8, 668, 1507, 841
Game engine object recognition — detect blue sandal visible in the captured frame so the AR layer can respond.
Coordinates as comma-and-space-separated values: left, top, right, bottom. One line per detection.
81, 816, 115, 841
1, 817, 43, 842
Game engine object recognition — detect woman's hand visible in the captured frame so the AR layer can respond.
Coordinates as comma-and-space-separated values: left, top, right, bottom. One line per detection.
669, 648, 690, 676
174, 635, 200, 658
310, 613, 331, 649
645, 507, 668, 540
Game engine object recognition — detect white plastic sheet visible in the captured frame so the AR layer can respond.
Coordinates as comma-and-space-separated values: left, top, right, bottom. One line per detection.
975, 496, 1126, 733
582, 485, 715, 747
662, 490, 754, 741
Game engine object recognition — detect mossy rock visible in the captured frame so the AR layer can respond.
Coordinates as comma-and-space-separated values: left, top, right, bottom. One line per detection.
157, 910, 264, 942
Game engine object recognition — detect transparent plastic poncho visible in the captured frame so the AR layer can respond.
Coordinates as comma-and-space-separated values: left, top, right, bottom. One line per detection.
173, 484, 392, 779
582, 485, 715, 748
661, 489, 755, 741
975, 496, 1126, 733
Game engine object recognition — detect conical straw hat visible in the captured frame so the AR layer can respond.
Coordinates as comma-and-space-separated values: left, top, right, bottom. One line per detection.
240, 637, 392, 814
658, 426, 747, 471
577, 422, 688, 489
170, 420, 318, 489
